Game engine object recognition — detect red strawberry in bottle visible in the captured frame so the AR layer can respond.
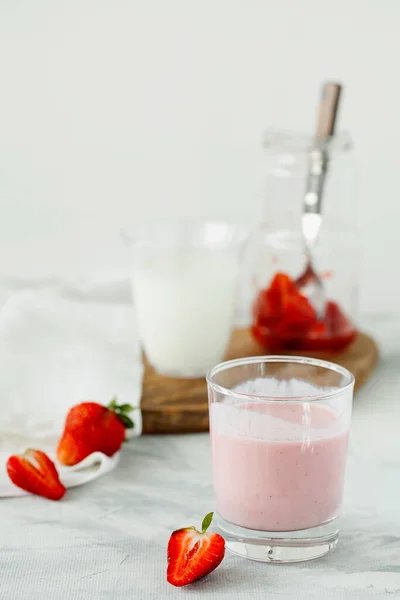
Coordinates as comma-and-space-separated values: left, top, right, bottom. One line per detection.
167, 512, 225, 587
7, 449, 66, 500
325, 300, 353, 336
252, 272, 317, 350
322, 300, 356, 351
56, 398, 134, 466
252, 273, 356, 352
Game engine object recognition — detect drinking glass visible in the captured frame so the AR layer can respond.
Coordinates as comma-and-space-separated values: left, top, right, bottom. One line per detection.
123, 219, 248, 378
207, 355, 354, 562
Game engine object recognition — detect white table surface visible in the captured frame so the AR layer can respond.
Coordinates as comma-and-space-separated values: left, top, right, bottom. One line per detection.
2, 316, 400, 600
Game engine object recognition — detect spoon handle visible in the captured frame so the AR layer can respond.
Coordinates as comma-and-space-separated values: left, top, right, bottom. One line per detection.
315, 82, 342, 140
302, 82, 343, 250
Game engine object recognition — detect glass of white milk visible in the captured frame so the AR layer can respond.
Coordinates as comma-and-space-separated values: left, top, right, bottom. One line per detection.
123, 220, 248, 378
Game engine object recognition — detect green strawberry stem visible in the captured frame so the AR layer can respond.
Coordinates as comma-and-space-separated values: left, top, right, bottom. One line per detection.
201, 512, 214, 534
107, 397, 138, 429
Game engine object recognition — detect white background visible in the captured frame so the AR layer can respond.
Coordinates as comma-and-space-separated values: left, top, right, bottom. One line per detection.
0, 0, 398, 315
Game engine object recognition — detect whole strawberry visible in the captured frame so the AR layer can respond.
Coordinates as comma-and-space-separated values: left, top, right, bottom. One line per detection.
57, 398, 134, 466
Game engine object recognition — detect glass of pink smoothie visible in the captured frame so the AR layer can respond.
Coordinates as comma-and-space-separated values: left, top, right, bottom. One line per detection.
207, 355, 354, 563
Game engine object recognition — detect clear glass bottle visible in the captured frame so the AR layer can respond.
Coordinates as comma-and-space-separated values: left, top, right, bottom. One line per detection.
250, 130, 359, 353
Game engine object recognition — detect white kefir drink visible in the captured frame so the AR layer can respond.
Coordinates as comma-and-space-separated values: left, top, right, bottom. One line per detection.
132, 248, 239, 377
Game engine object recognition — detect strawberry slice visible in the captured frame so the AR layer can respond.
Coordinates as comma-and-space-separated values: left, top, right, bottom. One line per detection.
167, 512, 225, 587
6, 449, 66, 501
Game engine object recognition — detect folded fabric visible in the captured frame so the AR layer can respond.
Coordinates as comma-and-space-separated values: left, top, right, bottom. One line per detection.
0, 277, 143, 447
0, 449, 119, 498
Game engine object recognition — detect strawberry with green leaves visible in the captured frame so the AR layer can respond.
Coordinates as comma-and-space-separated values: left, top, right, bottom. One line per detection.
167, 512, 225, 587
57, 398, 134, 466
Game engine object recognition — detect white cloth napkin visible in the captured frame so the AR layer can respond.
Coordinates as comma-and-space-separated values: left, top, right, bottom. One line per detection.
0, 275, 143, 497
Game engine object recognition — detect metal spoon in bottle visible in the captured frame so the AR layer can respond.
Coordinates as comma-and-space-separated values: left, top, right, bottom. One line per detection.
295, 81, 342, 319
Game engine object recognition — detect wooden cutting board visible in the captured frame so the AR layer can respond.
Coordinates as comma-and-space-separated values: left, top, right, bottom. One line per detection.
141, 329, 379, 434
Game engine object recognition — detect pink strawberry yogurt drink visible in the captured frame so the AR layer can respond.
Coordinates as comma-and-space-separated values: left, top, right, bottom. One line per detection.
211, 402, 348, 532
207, 356, 354, 563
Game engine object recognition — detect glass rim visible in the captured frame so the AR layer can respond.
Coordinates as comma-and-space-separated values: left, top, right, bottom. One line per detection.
121, 217, 249, 245
258, 227, 362, 251
206, 355, 355, 403
263, 129, 352, 152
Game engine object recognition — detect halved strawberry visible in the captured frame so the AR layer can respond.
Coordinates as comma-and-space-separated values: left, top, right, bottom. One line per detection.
167, 512, 225, 587
6, 449, 66, 501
